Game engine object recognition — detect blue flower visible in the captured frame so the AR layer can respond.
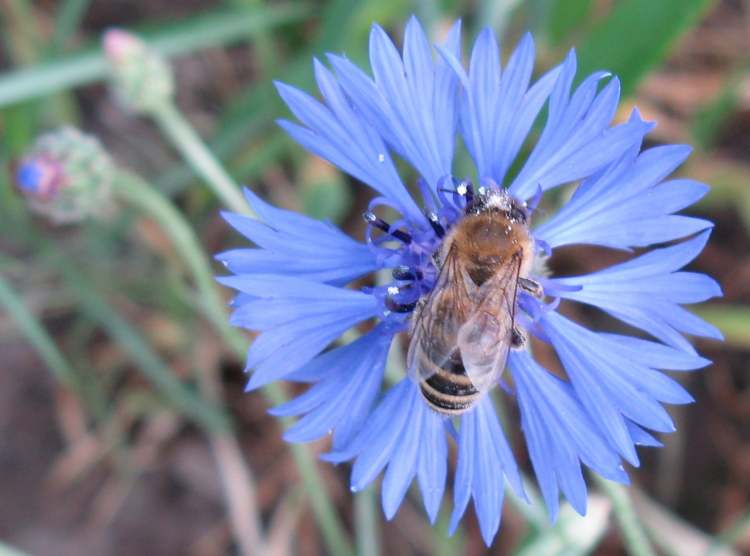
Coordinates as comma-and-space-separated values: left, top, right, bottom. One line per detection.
218, 17, 721, 546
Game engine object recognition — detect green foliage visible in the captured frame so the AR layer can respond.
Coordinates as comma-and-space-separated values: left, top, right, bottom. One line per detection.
577, 0, 715, 97
546, 0, 593, 45
692, 61, 750, 149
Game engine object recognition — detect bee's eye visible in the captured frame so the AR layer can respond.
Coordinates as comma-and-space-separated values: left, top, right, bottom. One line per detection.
509, 206, 527, 223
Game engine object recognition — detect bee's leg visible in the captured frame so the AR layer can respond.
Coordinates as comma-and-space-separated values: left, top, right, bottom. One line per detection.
519, 277, 544, 299
385, 285, 418, 314
511, 327, 527, 350
363, 212, 412, 244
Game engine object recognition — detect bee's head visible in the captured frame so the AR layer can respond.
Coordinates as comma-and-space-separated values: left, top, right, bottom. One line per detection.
462, 184, 529, 225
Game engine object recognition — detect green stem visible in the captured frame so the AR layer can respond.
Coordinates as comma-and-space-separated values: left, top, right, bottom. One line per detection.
112, 171, 225, 327
355, 487, 380, 556
151, 101, 251, 215
595, 476, 657, 556
112, 170, 352, 556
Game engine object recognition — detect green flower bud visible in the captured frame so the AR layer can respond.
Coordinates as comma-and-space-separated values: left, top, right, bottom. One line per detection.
103, 29, 175, 113
14, 127, 114, 224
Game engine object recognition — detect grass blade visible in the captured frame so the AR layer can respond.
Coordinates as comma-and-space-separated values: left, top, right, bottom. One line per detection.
0, 275, 79, 389
50, 0, 92, 51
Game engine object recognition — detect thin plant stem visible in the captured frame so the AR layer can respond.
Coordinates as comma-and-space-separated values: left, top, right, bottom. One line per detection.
594, 476, 657, 556
355, 486, 380, 556
0, 274, 80, 391
112, 171, 225, 328
151, 101, 251, 216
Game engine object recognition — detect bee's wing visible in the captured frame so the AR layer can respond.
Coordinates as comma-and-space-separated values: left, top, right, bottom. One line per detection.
456, 252, 522, 393
407, 244, 475, 383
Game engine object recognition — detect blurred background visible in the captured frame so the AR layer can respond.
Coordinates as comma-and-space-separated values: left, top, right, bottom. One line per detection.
0, 1, 748, 555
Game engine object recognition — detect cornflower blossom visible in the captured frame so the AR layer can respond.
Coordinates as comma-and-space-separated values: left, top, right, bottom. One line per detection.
217, 18, 722, 545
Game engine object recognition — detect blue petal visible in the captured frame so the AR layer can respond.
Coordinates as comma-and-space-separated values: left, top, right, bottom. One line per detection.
218, 197, 379, 285
541, 311, 700, 460
275, 67, 423, 224
417, 406, 448, 523
508, 51, 652, 200
382, 386, 423, 519
449, 396, 523, 546
551, 231, 723, 349
322, 379, 448, 522
626, 421, 663, 447
348, 381, 415, 490
217, 248, 377, 285
326, 380, 449, 523
536, 139, 712, 249
510, 351, 628, 521
332, 18, 461, 191
438, 31, 559, 186
596, 333, 711, 371
218, 274, 379, 388
270, 326, 392, 450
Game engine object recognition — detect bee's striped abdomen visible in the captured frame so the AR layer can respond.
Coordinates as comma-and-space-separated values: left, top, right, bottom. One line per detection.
418, 348, 480, 415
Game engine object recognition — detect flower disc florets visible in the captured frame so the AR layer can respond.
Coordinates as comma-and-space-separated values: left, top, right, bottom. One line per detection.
218, 17, 722, 546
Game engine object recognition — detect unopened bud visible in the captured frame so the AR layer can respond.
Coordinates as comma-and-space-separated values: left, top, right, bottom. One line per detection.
103, 29, 174, 113
14, 127, 114, 224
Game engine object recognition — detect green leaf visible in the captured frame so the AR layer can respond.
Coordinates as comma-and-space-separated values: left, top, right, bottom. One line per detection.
577, 0, 715, 97
0, 275, 80, 390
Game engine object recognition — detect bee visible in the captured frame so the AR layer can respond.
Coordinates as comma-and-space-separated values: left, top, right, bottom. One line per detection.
407, 185, 543, 415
